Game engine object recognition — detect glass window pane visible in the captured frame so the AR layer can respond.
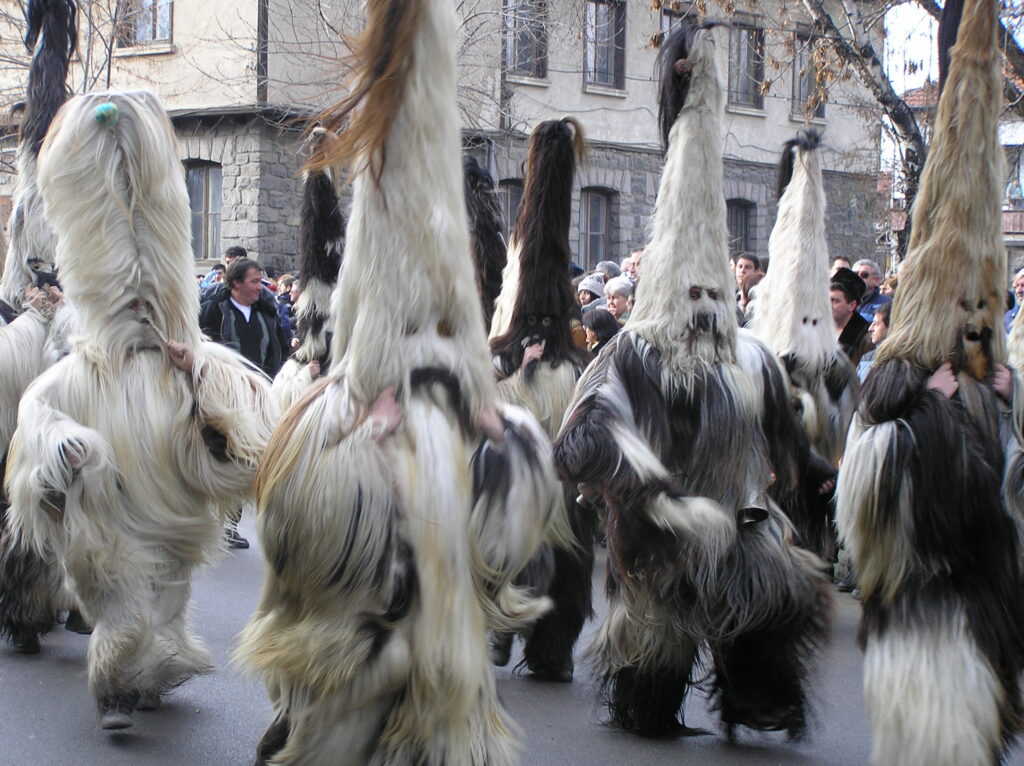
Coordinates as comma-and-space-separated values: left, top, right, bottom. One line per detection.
157, 0, 172, 40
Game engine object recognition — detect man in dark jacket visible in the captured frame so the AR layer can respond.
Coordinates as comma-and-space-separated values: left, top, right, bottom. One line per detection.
200, 258, 289, 378
830, 267, 873, 366
199, 257, 289, 549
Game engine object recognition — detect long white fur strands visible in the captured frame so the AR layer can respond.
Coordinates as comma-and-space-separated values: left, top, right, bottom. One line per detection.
489, 237, 521, 341
0, 150, 55, 309
37, 91, 200, 355
6, 88, 276, 722
326, 2, 494, 415
628, 27, 737, 380
238, 0, 559, 763
753, 137, 835, 373
877, 0, 1005, 377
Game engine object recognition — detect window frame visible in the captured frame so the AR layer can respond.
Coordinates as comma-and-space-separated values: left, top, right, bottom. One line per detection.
498, 179, 524, 239
792, 31, 826, 120
584, 0, 627, 91
503, 0, 548, 80
726, 198, 756, 257
578, 188, 615, 270
660, 2, 697, 37
728, 19, 765, 111
184, 160, 223, 262
116, 0, 173, 49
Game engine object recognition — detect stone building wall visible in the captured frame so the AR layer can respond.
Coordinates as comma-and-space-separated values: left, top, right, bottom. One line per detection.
0, 119, 878, 278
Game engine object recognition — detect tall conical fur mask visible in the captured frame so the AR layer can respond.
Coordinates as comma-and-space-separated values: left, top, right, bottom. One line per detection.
307, 0, 495, 417
876, 0, 1004, 380
752, 129, 835, 372
628, 22, 736, 377
0, 0, 76, 309
37, 91, 201, 355
489, 118, 588, 372
463, 154, 506, 329
293, 127, 345, 368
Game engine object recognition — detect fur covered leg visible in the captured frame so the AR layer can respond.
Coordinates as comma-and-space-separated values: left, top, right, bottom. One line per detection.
590, 574, 701, 737
864, 605, 1013, 766
708, 514, 833, 742
0, 528, 62, 652
522, 495, 598, 681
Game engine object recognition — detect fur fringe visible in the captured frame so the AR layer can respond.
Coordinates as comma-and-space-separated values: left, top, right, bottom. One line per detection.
463, 155, 506, 329
877, 0, 1006, 378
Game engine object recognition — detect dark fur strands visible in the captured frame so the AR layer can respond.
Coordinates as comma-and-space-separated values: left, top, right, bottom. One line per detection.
298, 172, 344, 289
938, 0, 966, 94
22, 0, 77, 157
293, 138, 345, 366
490, 119, 590, 372
656, 23, 698, 152
463, 155, 506, 328
518, 488, 599, 680
776, 128, 823, 200
305, 0, 426, 177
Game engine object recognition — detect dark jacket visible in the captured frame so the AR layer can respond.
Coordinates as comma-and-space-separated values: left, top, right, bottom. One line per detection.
838, 311, 873, 367
199, 286, 289, 377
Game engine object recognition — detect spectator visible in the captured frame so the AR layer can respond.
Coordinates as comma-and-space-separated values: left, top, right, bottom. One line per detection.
621, 249, 642, 284
577, 272, 606, 314
595, 260, 621, 282
200, 258, 290, 378
605, 276, 633, 323
831, 267, 872, 365
857, 301, 891, 381
1005, 268, 1024, 331
582, 308, 620, 354
199, 258, 289, 550
851, 258, 892, 322
199, 246, 247, 299
831, 256, 852, 275
276, 274, 296, 338
733, 252, 762, 313
880, 274, 898, 296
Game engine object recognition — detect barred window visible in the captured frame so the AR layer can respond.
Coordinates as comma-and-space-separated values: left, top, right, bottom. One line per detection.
792, 32, 826, 119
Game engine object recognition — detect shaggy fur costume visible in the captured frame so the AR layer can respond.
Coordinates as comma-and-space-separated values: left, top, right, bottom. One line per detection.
488, 119, 595, 682
236, 1, 560, 763
750, 131, 856, 559
0, 0, 79, 654
553, 23, 832, 741
5, 91, 276, 727
272, 128, 345, 411
838, 0, 1024, 763
464, 154, 506, 329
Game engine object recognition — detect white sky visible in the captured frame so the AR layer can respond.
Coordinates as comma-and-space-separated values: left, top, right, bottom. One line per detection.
885, 3, 939, 95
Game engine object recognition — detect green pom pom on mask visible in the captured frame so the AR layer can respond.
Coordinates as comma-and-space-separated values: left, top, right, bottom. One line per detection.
94, 102, 119, 128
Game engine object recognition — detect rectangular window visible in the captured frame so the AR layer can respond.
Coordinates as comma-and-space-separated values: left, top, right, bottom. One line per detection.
727, 200, 755, 256
186, 163, 222, 260
584, 0, 626, 89
660, 3, 695, 36
504, 0, 547, 79
117, 0, 172, 48
728, 22, 765, 109
792, 33, 826, 119
499, 180, 524, 238
579, 190, 610, 269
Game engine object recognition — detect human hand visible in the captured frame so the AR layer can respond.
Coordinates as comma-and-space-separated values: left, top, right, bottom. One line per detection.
167, 340, 195, 372
994, 364, 1013, 402
926, 362, 958, 399
45, 286, 64, 307
521, 342, 544, 371
23, 286, 46, 312
308, 360, 321, 380
367, 385, 402, 443
477, 403, 505, 443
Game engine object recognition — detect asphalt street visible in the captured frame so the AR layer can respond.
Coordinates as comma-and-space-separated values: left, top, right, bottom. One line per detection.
2, 515, 1021, 766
